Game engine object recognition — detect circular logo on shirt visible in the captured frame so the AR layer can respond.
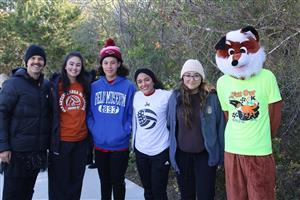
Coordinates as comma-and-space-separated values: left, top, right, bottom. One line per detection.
137, 109, 157, 129
59, 90, 86, 112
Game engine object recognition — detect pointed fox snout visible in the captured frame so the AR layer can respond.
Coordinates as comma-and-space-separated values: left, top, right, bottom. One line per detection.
232, 53, 241, 66
232, 60, 238, 66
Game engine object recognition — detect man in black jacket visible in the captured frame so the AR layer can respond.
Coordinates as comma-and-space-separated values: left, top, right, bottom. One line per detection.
0, 45, 51, 199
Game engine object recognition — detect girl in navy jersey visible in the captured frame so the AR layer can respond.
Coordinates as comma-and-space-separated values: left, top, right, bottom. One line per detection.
132, 68, 171, 200
87, 38, 136, 200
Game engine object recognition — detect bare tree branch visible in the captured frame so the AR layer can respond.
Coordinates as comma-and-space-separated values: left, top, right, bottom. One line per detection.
268, 31, 300, 54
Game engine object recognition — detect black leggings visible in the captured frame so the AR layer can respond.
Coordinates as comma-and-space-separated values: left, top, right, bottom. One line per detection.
48, 139, 89, 200
135, 148, 170, 200
176, 149, 217, 200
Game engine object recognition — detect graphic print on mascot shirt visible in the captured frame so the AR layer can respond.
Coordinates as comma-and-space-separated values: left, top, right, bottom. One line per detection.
229, 89, 259, 121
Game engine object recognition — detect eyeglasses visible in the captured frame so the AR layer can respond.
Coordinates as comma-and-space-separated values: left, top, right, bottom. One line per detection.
182, 74, 202, 81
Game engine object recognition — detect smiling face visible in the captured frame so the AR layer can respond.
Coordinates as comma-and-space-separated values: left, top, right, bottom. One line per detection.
65, 56, 82, 82
182, 71, 202, 92
102, 56, 120, 81
26, 55, 45, 78
136, 73, 155, 95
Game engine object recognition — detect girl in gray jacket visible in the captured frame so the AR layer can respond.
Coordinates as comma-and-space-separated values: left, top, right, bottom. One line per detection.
167, 59, 225, 200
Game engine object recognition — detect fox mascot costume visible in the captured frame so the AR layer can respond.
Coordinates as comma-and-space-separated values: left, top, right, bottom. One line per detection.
215, 26, 282, 200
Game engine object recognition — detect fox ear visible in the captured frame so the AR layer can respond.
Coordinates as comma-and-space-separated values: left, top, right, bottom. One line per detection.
215, 36, 227, 50
241, 26, 259, 42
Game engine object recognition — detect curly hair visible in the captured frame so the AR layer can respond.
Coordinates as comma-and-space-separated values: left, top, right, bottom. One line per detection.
98, 56, 129, 77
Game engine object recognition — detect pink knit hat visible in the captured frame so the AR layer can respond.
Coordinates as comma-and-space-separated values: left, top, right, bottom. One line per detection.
99, 38, 122, 64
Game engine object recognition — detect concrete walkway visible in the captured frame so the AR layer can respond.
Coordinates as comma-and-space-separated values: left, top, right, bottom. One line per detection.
0, 168, 144, 200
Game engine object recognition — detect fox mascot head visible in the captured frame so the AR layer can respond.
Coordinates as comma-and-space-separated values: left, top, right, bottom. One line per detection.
215, 26, 266, 79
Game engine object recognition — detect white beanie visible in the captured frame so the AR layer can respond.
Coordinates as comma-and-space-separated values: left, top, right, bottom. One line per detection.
180, 59, 205, 79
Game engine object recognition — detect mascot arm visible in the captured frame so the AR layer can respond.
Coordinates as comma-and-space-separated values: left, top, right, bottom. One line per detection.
268, 100, 283, 137
224, 111, 229, 121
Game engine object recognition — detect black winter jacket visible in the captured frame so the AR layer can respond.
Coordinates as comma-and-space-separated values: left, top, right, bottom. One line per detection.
49, 73, 61, 154
0, 68, 51, 152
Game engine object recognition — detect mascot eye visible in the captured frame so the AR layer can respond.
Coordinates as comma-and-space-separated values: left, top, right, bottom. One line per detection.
240, 47, 248, 54
228, 48, 235, 55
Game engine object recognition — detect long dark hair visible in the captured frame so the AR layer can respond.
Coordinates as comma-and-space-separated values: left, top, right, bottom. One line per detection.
134, 68, 164, 89
98, 56, 129, 77
177, 78, 209, 128
61, 51, 90, 96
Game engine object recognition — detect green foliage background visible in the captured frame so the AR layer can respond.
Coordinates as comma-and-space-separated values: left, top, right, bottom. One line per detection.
1, 0, 299, 199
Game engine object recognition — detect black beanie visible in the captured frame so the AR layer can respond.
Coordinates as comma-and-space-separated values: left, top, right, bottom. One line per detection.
134, 68, 164, 89
24, 45, 46, 66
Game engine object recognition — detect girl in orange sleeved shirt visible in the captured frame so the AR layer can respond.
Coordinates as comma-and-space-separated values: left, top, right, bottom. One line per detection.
48, 51, 91, 200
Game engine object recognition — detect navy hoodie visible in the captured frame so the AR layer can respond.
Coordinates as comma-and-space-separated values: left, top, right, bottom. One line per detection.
87, 76, 136, 150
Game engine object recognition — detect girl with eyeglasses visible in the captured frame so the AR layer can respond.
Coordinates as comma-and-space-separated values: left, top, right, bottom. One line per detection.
167, 59, 226, 200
